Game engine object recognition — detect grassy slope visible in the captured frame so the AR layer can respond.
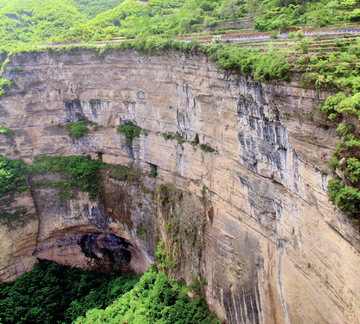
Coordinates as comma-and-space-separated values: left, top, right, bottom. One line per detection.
0, 0, 87, 51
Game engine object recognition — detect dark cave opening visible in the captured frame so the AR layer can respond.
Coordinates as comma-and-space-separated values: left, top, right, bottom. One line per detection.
79, 233, 132, 267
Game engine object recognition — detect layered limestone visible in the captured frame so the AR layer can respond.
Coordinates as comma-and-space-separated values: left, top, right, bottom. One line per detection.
0, 49, 360, 324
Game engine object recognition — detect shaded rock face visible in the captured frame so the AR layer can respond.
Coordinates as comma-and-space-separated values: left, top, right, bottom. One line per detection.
79, 233, 132, 265
0, 49, 360, 324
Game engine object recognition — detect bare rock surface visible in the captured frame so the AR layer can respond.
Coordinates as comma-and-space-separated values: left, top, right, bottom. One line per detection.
0, 49, 359, 323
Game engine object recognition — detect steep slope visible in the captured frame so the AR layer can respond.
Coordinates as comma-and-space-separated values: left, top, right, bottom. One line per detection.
0, 48, 359, 323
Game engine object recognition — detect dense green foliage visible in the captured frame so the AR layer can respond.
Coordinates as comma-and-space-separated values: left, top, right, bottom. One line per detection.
65, 120, 97, 138
296, 38, 360, 216
117, 124, 142, 144
0, 0, 87, 51
0, 0, 358, 51
0, 260, 140, 324
74, 267, 220, 324
254, 0, 351, 32
50, 0, 360, 44
207, 43, 290, 80
0, 155, 28, 199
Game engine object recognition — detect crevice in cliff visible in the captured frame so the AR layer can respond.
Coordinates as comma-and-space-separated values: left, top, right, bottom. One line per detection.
276, 239, 290, 324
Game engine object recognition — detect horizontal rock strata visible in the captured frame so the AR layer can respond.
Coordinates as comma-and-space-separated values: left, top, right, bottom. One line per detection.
0, 49, 359, 324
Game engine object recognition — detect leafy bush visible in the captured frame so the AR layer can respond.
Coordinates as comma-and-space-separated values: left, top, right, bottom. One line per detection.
287, 32, 295, 39
117, 124, 142, 144
0, 124, 9, 133
0, 78, 12, 97
345, 157, 360, 183
200, 144, 215, 153
336, 123, 354, 136
269, 31, 278, 39
65, 121, 95, 138
300, 40, 309, 53
327, 176, 360, 214
297, 56, 306, 64
212, 45, 291, 81
348, 9, 360, 22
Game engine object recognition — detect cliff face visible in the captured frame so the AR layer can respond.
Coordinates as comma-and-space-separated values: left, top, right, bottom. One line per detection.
1, 49, 360, 324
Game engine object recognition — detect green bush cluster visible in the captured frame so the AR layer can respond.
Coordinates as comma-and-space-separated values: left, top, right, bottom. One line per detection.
163, 133, 186, 146
199, 144, 215, 153
65, 121, 97, 138
327, 176, 360, 215
0, 78, 12, 97
0, 124, 9, 134
306, 39, 360, 216
117, 124, 142, 144
0, 260, 139, 324
299, 39, 360, 91
74, 266, 220, 324
0, 155, 28, 199
205, 44, 291, 81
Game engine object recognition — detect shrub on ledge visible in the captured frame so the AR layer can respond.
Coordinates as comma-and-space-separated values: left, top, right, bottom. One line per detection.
117, 125, 141, 144
66, 120, 95, 138
200, 144, 215, 153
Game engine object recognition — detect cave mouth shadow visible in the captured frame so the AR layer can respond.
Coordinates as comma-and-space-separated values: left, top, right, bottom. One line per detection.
78, 233, 132, 271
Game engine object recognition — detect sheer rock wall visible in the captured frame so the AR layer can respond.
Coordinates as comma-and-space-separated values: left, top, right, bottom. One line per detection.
0, 49, 360, 324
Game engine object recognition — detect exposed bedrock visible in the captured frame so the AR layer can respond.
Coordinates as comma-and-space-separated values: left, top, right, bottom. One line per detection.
1, 49, 360, 323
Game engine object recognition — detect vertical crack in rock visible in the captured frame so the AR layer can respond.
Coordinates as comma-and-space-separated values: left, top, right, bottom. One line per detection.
277, 239, 290, 324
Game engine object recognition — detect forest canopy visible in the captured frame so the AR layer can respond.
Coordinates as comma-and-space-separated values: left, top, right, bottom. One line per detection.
0, 261, 219, 324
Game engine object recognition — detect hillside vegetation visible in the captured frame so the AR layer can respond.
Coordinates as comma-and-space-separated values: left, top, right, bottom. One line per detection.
0, 260, 140, 324
2, 0, 360, 50
0, 0, 86, 51
69, 0, 125, 19
0, 0, 126, 51
53, 0, 360, 43
0, 260, 218, 324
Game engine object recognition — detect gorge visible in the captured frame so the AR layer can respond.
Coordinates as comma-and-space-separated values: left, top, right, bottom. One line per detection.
0, 48, 360, 324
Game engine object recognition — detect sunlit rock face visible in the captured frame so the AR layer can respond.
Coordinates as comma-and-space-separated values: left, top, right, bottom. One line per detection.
1, 49, 360, 324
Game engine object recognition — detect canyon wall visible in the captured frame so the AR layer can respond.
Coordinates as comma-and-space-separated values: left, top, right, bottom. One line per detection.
1, 49, 360, 324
